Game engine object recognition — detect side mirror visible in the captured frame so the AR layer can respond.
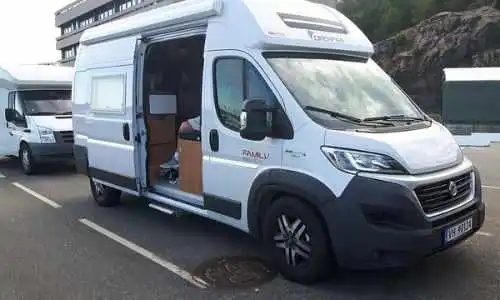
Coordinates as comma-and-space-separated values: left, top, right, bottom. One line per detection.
5, 108, 18, 122
5, 108, 25, 125
240, 99, 273, 141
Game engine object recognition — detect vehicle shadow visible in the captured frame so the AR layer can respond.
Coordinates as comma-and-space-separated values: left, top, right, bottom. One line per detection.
305, 240, 483, 299
0, 157, 76, 177
60, 193, 485, 299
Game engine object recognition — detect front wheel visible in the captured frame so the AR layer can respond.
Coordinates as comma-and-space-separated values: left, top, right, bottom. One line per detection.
262, 196, 334, 285
20, 144, 37, 175
89, 177, 122, 207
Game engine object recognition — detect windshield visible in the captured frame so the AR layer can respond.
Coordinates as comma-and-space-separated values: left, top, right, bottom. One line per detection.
265, 53, 424, 122
18, 90, 72, 116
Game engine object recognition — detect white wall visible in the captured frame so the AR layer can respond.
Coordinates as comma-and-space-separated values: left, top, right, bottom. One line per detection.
454, 133, 500, 147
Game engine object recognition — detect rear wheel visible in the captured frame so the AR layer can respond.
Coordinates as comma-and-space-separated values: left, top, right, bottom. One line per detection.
89, 177, 122, 207
262, 196, 334, 285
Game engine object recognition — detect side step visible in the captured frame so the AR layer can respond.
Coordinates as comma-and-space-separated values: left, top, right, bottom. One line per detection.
148, 202, 183, 217
143, 191, 208, 218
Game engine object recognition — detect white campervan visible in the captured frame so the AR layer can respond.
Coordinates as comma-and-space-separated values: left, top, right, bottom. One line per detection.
72, 0, 485, 284
0, 64, 74, 174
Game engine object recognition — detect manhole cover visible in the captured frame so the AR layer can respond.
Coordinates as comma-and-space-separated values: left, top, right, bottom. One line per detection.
192, 256, 277, 289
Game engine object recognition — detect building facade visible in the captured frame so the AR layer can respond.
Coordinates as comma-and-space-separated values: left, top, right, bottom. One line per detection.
55, 0, 179, 66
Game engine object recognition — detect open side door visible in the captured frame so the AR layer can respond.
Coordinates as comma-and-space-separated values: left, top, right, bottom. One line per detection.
84, 36, 141, 194
133, 38, 149, 191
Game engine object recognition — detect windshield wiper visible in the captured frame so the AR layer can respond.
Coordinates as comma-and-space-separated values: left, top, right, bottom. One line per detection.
363, 114, 427, 122
304, 106, 395, 127
304, 106, 363, 123
57, 111, 72, 115
28, 112, 56, 116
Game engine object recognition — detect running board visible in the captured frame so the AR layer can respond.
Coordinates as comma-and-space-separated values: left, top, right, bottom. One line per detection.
148, 203, 176, 215
144, 191, 208, 218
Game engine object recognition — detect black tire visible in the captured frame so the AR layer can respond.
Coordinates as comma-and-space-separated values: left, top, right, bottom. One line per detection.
19, 143, 37, 175
89, 177, 122, 207
262, 196, 334, 285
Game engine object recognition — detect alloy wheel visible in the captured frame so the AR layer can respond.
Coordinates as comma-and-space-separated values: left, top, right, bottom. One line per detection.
22, 148, 30, 171
273, 214, 312, 267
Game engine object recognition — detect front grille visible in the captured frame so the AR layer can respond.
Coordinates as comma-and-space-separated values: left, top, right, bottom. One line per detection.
414, 172, 473, 214
55, 131, 74, 144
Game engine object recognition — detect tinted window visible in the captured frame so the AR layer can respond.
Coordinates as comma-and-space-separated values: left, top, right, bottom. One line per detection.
19, 90, 72, 116
214, 57, 278, 131
266, 54, 424, 121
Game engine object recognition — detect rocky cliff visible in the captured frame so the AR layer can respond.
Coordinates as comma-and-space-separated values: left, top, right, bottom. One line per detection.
373, 5, 500, 114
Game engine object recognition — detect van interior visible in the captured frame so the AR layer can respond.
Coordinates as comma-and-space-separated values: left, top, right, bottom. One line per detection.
142, 35, 206, 203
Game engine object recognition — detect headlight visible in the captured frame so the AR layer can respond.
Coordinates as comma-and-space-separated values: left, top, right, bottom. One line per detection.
38, 126, 56, 144
321, 146, 407, 174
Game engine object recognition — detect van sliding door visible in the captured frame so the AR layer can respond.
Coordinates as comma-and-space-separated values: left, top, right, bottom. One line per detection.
84, 36, 139, 194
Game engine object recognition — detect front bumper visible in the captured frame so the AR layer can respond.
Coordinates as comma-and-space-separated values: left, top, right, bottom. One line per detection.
29, 143, 74, 163
322, 165, 484, 270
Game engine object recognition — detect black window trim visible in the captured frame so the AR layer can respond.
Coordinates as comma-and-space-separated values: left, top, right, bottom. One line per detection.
7, 91, 28, 127
7, 91, 15, 109
212, 56, 244, 132
9, 91, 25, 116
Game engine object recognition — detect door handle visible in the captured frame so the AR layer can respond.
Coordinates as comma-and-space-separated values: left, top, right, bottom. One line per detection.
209, 129, 219, 152
123, 123, 130, 141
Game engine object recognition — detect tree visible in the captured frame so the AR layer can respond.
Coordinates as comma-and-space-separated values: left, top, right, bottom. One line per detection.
336, 0, 497, 42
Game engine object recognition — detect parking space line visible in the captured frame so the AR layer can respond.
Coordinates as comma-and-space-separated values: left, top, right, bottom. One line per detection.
482, 185, 500, 190
12, 182, 62, 209
79, 218, 208, 289
477, 231, 493, 237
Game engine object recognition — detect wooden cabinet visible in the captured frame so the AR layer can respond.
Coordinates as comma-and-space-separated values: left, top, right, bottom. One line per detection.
178, 138, 203, 195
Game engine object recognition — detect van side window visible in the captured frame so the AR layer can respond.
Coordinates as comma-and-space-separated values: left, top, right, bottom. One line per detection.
91, 74, 126, 113
7, 92, 15, 109
8, 92, 24, 116
214, 57, 278, 131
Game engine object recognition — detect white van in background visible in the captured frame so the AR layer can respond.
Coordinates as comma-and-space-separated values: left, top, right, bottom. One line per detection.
72, 0, 485, 284
0, 64, 74, 174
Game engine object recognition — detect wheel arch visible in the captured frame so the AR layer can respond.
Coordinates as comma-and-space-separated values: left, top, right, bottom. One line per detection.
247, 168, 338, 240
18, 140, 33, 159
19, 140, 29, 151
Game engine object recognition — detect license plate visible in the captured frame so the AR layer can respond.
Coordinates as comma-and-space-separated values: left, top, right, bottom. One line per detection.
444, 217, 473, 244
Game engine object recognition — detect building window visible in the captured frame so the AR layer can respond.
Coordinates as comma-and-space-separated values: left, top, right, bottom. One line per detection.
63, 46, 77, 60
63, 24, 73, 34
63, 48, 73, 59
79, 16, 94, 28
119, 1, 133, 12
98, 8, 114, 20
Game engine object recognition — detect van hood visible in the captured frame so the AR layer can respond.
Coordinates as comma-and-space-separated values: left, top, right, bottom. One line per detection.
30, 115, 73, 132
323, 122, 462, 175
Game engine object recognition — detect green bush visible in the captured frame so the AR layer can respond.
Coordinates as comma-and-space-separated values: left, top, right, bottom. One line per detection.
335, 0, 496, 42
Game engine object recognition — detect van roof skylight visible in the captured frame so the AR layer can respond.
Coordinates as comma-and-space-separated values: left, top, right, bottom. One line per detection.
277, 12, 348, 34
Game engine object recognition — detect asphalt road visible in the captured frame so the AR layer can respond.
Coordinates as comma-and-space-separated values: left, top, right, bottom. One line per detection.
1, 145, 500, 300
